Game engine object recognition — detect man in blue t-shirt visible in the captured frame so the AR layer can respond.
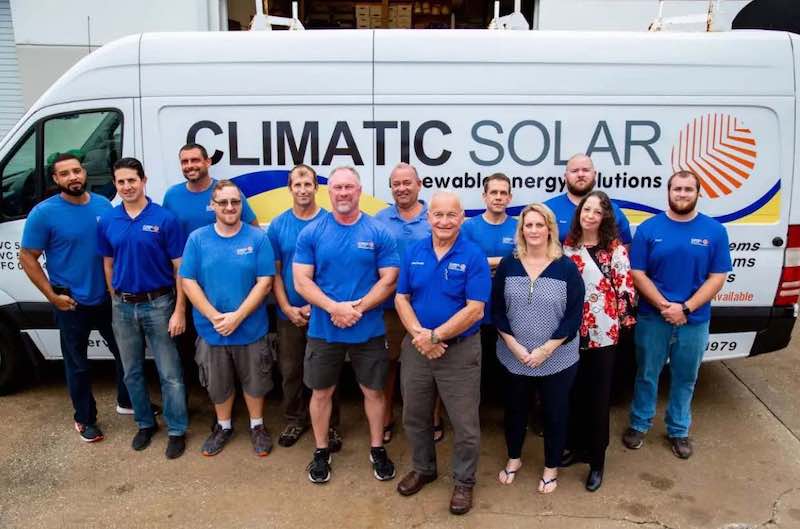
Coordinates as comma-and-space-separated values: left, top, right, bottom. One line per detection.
461, 172, 517, 401
162, 143, 258, 393
181, 180, 276, 458
267, 164, 342, 450
394, 192, 491, 515
19, 153, 131, 443
97, 157, 189, 459
373, 162, 431, 444
544, 154, 632, 244
623, 170, 731, 460
293, 166, 399, 484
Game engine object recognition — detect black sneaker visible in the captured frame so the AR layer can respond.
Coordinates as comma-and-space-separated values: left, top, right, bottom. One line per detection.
166, 435, 186, 460
131, 426, 158, 451
250, 425, 273, 457
307, 448, 332, 484
369, 447, 396, 481
669, 436, 693, 459
202, 424, 234, 456
74, 422, 104, 443
328, 427, 343, 453
622, 427, 645, 450
278, 424, 308, 448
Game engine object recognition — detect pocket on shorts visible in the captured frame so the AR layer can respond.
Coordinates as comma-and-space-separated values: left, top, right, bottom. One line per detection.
195, 341, 210, 388
258, 339, 273, 375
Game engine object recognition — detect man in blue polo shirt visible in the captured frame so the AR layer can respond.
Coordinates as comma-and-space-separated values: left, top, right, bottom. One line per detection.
181, 180, 276, 457
623, 170, 731, 460
394, 192, 490, 515
267, 164, 342, 450
162, 143, 258, 395
374, 162, 431, 443
545, 154, 632, 244
294, 166, 399, 484
19, 153, 131, 443
97, 157, 189, 459
461, 172, 517, 396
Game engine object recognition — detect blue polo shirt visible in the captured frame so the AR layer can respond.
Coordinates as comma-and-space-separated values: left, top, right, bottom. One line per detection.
163, 179, 257, 238
461, 213, 517, 324
21, 193, 112, 306
180, 224, 275, 345
97, 198, 185, 294
630, 212, 731, 324
397, 233, 491, 338
373, 201, 431, 309
294, 213, 399, 344
267, 207, 328, 320
544, 193, 632, 244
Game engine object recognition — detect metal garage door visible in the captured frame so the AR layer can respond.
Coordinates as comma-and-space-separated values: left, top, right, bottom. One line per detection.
0, 0, 23, 138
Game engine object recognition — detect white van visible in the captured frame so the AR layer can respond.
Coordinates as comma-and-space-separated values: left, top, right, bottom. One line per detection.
0, 29, 797, 392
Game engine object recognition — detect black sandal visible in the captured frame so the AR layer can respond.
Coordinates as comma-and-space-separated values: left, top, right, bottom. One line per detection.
383, 421, 395, 444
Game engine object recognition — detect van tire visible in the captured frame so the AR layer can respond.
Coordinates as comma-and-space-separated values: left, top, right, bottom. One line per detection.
0, 321, 27, 395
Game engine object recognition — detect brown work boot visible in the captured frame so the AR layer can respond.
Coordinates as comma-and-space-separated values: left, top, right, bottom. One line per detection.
396, 470, 437, 496
449, 485, 473, 515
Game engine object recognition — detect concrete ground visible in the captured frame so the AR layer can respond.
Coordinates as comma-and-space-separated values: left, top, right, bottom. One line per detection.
1, 338, 800, 529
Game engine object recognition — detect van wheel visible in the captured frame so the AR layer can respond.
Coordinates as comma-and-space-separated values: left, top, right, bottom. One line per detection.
0, 322, 27, 395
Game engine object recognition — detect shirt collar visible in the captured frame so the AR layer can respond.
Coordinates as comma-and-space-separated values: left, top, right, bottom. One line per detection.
390, 200, 428, 223
115, 197, 153, 219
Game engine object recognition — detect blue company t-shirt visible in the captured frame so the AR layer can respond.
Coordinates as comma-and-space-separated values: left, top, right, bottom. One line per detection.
97, 198, 185, 293
162, 179, 257, 238
544, 193, 633, 245
294, 213, 399, 343
461, 214, 517, 324
267, 208, 328, 320
21, 193, 112, 306
397, 234, 491, 338
373, 201, 431, 310
180, 224, 275, 345
630, 212, 732, 324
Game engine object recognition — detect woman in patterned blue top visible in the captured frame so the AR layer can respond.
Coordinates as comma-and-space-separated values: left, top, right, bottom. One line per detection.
492, 203, 585, 494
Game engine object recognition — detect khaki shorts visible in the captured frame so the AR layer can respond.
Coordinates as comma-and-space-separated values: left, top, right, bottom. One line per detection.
195, 336, 274, 404
304, 336, 389, 391
383, 309, 407, 362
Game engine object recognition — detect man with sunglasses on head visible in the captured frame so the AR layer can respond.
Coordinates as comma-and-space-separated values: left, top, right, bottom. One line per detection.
181, 180, 276, 457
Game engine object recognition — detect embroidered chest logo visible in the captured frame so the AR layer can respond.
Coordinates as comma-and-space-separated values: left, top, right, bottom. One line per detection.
142, 224, 160, 233
690, 238, 710, 247
411, 261, 425, 266
447, 262, 466, 272
236, 246, 254, 256
502, 237, 514, 245
357, 241, 375, 250
206, 205, 214, 212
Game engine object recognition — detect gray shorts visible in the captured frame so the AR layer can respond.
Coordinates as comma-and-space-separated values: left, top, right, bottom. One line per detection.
195, 336, 274, 404
304, 336, 389, 391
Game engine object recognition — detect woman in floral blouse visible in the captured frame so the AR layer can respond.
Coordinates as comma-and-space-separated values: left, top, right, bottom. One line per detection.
562, 190, 636, 492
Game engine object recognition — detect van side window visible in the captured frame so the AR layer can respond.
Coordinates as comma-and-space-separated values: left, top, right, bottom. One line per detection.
0, 130, 37, 219
43, 110, 122, 199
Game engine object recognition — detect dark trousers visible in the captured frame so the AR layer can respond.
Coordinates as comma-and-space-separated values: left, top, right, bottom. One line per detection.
567, 345, 616, 470
479, 324, 502, 403
401, 333, 481, 487
503, 363, 577, 468
53, 301, 130, 425
174, 306, 199, 397
277, 318, 339, 427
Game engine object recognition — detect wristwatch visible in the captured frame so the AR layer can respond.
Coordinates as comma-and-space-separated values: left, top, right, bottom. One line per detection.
430, 329, 440, 344
681, 303, 691, 316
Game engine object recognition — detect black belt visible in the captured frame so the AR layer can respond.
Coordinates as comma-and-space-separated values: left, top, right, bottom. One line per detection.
444, 333, 477, 347
118, 286, 174, 304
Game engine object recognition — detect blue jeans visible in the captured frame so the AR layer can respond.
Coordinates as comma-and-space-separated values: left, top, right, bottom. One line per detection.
112, 293, 188, 436
53, 300, 131, 425
629, 312, 709, 438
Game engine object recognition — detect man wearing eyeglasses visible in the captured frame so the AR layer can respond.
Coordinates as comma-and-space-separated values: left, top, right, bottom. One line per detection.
180, 180, 276, 457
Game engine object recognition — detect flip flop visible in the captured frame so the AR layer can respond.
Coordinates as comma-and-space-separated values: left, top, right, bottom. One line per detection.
433, 422, 445, 443
498, 464, 522, 485
383, 421, 395, 444
538, 476, 558, 494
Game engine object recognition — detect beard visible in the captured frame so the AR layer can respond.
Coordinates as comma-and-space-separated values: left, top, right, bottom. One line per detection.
566, 179, 594, 198
59, 182, 86, 197
668, 195, 698, 215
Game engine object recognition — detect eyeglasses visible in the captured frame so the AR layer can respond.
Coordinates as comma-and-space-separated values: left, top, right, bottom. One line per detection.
213, 198, 242, 208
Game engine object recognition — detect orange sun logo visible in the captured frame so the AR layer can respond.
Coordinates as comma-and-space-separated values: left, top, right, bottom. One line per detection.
671, 114, 757, 199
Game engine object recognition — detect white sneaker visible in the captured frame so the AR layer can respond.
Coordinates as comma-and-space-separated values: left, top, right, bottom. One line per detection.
116, 404, 135, 415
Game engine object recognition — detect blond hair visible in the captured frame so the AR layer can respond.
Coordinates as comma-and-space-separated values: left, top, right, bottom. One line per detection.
515, 203, 562, 260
